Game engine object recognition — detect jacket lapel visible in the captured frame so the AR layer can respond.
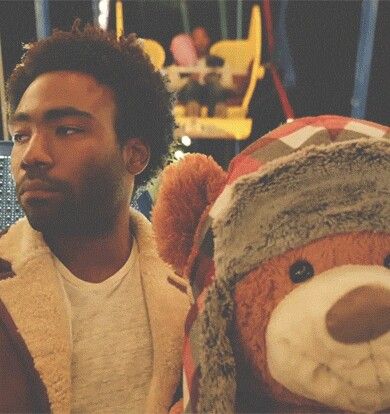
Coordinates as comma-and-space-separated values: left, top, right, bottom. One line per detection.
0, 219, 72, 413
0, 212, 188, 414
130, 210, 189, 413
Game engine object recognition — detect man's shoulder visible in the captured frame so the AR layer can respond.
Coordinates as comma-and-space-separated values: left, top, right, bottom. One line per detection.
0, 227, 9, 238
149, 254, 189, 298
0, 228, 15, 280
0, 219, 28, 245
0, 219, 36, 280
130, 208, 189, 296
166, 272, 188, 295
146, 257, 190, 311
0, 258, 14, 280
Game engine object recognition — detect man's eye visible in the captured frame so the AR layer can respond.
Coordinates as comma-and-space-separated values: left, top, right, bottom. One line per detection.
56, 126, 84, 136
11, 133, 30, 143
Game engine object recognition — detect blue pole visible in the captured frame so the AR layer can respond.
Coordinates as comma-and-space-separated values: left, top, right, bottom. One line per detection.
275, 0, 296, 89
218, 0, 228, 39
92, 0, 100, 27
180, 0, 191, 33
236, 0, 243, 39
0, 33, 8, 139
34, 0, 51, 40
351, 0, 379, 119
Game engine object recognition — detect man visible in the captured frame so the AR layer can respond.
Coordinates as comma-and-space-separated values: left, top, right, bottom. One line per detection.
0, 22, 188, 413
167, 26, 234, 117
191, 27, 211, 59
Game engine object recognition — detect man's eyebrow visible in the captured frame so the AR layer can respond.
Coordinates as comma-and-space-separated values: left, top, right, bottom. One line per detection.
8, 112, 30, 124
9, 107, 93, 124
44, 107, 94, 121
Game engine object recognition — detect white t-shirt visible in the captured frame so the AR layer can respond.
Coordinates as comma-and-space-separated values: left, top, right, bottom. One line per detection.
54, 241, 153, 413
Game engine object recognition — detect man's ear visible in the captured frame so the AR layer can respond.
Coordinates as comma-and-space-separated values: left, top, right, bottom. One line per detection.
122, 138, 150, 175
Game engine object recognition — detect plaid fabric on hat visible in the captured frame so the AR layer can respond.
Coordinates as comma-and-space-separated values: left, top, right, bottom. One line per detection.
183, 115, 389, 413
228, 115, 389, 183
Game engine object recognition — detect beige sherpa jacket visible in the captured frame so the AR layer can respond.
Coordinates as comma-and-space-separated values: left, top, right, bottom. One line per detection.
0, 209, 189, 413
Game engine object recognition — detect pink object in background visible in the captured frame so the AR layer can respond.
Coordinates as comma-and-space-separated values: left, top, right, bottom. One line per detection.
170, 33, 198, 66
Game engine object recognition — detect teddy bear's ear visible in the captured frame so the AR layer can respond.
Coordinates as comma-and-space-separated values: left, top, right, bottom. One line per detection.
152, 154, 227, 277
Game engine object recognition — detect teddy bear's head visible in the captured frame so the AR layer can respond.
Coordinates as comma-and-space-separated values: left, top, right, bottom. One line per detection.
152, 115, 390, 413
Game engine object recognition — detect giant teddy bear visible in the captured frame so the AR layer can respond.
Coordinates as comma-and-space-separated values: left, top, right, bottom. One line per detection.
152, 115, 390, 413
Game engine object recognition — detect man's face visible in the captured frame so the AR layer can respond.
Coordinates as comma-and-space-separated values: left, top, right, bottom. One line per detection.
9, 71, 131, 237
192, 27, 211, 58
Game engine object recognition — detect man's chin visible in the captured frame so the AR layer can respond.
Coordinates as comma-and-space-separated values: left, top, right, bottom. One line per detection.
22, 201, 56, 229
26, 210, 116, 238
26, 213, 61, 235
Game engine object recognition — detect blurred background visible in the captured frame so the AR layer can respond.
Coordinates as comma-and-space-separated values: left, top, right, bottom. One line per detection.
1, 0, 389, 160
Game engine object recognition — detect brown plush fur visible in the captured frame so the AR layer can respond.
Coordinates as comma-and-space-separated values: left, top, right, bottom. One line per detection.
153, 117, 389, 413
152, 154, 226, 276
233, 231, 390, 412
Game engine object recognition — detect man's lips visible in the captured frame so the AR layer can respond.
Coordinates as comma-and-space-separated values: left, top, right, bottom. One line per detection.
19, 180, 62, 200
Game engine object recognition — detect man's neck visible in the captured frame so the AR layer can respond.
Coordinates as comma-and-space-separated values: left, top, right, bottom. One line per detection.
45, 211, 133, 283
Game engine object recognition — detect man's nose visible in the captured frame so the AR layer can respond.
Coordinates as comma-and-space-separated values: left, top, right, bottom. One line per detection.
21, 131, 54, 171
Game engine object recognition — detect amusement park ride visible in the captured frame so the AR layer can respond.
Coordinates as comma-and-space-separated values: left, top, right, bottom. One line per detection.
0, 0, 380, 149
0, 0, 383, 229
116, 1, 267, 152
171, 5, 265, 143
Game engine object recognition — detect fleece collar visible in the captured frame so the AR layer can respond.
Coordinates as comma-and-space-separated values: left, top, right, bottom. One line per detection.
0, 209, 188, 414
130, 210, 189, 414
0, 218, 72, 413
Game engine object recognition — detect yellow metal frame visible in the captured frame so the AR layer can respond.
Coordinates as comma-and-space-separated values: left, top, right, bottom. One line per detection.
174, 5, 265, 140
209, 4, 265, 118
175, 117, 253, 141
115, 0, 165, 70
142, 39, 166, 70
116, 0, 124, 39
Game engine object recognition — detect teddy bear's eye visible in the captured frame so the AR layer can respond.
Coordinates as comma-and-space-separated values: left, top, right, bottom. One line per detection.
384, 254, 390, 269
289, 260, 315, 283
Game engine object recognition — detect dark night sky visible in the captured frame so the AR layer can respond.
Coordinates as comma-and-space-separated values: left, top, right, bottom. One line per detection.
1, 0, 389, 145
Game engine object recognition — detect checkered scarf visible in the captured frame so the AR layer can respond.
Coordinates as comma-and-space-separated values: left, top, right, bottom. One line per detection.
183, 115, 390, 413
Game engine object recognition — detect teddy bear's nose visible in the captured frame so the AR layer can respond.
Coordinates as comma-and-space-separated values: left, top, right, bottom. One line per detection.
325, 284, 390, 344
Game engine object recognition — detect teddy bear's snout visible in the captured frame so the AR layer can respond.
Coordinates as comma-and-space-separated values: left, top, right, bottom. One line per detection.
325, 284, 390, 344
